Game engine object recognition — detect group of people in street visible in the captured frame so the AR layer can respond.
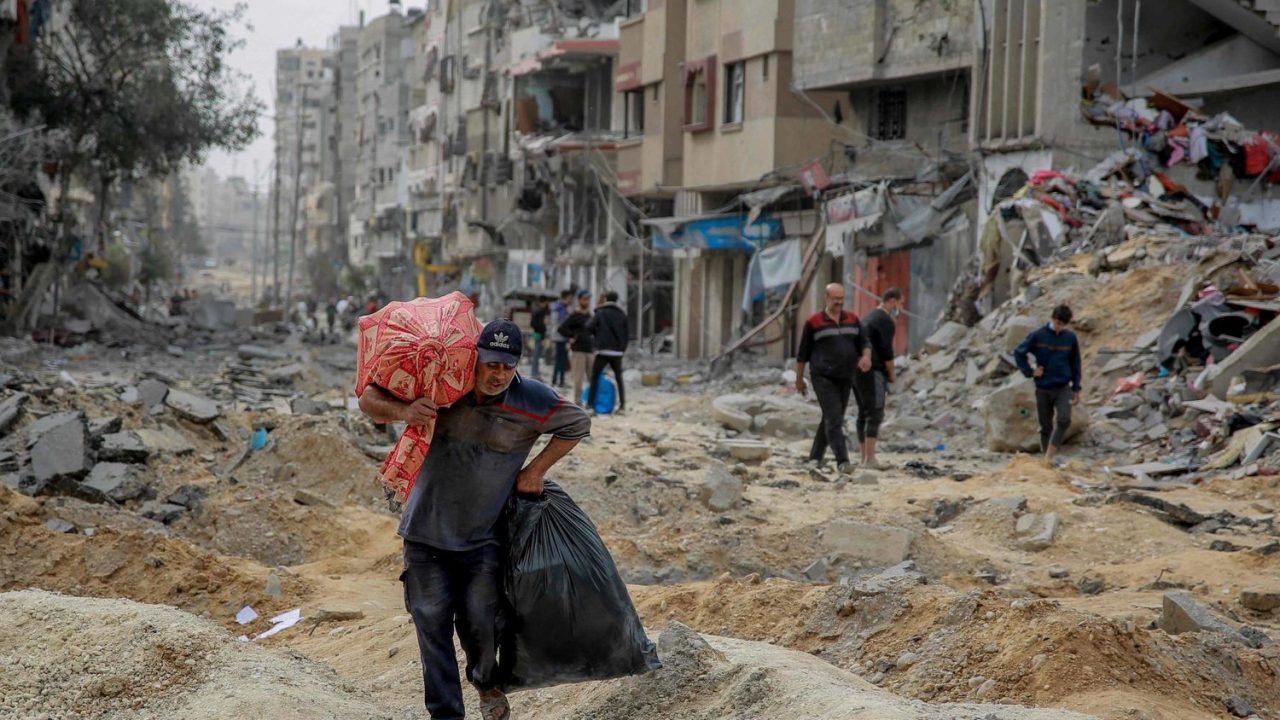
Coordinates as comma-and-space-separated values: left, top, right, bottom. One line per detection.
528, 288, 629, 415
797, 284, 1082, 471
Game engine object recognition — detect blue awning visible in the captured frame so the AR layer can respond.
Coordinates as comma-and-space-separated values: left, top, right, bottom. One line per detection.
647, 213, 783, 252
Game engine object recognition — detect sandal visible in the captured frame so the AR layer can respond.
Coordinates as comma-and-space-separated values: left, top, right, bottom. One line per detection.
478, 689, 510, 720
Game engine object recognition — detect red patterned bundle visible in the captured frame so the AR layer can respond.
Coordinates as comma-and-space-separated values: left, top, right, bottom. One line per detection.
354, 292, 481, 501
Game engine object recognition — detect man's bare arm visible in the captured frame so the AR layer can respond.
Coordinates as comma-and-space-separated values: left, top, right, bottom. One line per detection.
515, 436, 581, 495
358, 385, 437, 425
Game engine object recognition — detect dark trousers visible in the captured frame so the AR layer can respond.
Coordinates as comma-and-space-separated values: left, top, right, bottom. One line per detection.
1036, 385, 1073, 452
531, 336, 545, 378
808, 374, 853, 464
853, 370, 887, 443
552, 341, 569, 386
402, 541, 504, 720
587, 353, 625, 411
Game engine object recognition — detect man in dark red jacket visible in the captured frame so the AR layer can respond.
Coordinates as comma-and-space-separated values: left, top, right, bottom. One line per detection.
795, 283, 872, 472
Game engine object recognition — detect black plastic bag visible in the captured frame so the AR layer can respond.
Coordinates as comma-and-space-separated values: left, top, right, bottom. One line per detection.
501, 479, 661, 691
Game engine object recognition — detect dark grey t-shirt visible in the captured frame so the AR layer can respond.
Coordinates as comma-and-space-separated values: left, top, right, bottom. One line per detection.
397, 376, 591, 551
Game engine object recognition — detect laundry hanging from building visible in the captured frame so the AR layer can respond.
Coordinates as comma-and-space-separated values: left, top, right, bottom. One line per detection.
741, 238, 802, 312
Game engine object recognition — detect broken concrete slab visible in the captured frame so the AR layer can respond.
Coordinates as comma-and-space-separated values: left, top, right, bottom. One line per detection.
165, 389, 221, 423
135, 426, 195, 457
136, 378, 169, 408
87, 416, 123, 442
803, 558, 828, 582
926, 351, 958, 375
1240, 589, 1280, 613
711, 395, 754, 432
26, 411, 83, 448
0, 391, 29, 436
982, 377, 1088, 452
925, 321, 969, 352
719, 438, 771, 462
1004, 316, 1043, 354
166, 484, 206, 509
267, 364, 306, 384
1160, 592, 1241, 638
30, 413, 90, 483
45, 518, 77, 533
83, 463, 146, 502
290, 397, 327, 416
1207, 316, 1280, 399
1015, 513, 1039, 536
1019, 512, 1060, 551
139, 501, 187, 525
96, 431, 151, 463
698, 463, 744, 512
118, 385, 139, 404
822, 521, 914, 567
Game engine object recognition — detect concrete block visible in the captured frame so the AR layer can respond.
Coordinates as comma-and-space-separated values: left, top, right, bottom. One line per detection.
822, 521, 914, 566
983, 377, 1088, 452
1240, 589, 1280, 613
165, 389, 221, 423
97, 431, 150, 463
136, 378, 169, 408
135, 426, 195, 456
1004, 316, 1043, 354
711, 395, 753, 432
698, 463, 743, 512
1160, 592, 1239, 638
925, 321, 969, 352
83, 462, 146, 501
0, 392, 29, 436
719, 438, 771, 462
30, 412, 90, 483
1208, 317, 1280, 399
1019, 512, 1060, 551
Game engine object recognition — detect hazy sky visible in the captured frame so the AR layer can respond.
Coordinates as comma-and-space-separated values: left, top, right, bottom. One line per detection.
192, 0, 423, 188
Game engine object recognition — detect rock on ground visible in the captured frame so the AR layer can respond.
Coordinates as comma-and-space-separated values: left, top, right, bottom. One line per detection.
82, 463, 146, 502
983, 377, 1088, 452
29, 412, 90, 483
165, 389, 221, 424
0, 590, 388, 720
822, 521, 914, 566
698, 463, 744, 512
97, 431, 151, 463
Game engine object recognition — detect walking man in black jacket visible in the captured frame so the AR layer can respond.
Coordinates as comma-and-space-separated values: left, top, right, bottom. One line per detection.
795, 283, 872, 473
855, 287, 902, 469
1014, 304, 1083, 466
587, 291, 629, 414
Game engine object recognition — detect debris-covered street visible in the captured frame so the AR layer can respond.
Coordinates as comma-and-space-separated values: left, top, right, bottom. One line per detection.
6, 0, 1280, 719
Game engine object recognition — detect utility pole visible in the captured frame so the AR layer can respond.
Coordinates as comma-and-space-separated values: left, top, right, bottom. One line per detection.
271, 116, 284, 305
480, 0, 493, 223
286, 83, 307, 309
251, 159, 260, 305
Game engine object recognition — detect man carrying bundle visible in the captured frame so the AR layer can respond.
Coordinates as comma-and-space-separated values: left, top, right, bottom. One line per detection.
358, 318, 591, 720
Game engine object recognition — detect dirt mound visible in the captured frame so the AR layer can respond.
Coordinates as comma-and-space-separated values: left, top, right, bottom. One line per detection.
0, 487, 309, 622
513, 622, 1097, 720
631, 574, 1280, 720
0, 589, 388, 719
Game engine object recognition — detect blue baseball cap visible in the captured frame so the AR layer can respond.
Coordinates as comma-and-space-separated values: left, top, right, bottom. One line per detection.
477, 319, 523, 367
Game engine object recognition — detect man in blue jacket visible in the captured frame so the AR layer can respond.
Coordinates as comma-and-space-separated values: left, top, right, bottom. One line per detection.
1014, 304, 1082, 466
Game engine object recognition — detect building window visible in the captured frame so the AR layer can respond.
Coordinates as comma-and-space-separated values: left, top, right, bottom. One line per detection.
624, 89, 644, 138
683, 57, 716, 132
623, 0, 646, 17
871, 88, 907, 140
724, 61, 744, 125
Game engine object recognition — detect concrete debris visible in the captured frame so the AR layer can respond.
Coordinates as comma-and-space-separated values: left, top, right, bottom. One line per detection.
711, 393, 820, 438
44, 518, 77, 533
82, 463, 146, 502
290, 397, 328, 416
29, 412, 90, 484
925, 321, 969, 352
86, 416, 122, 441
1018, 512, 1060, 551
238, 344, 289, 361
698, 463, 744, 512
1004, 317, 1043, 354
96, 431, 151, 463
983, 377, 1088, 452
1160, 592, 1242, 640
1239, 589, 1280, 613
164, 389, 221, 424
803, 558, 828, 582
139, 501, 187, 525
134, 426, 196, 457
1226, 696, 1256, 719
0, 392, 29, 435
135, 379, 169, 408
166, 484, 206, 509
718, 438, 771, 462
822, 521, 914, 567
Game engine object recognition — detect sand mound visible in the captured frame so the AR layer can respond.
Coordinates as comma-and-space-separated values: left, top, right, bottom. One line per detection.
514, 622, 1098, 720
0, 487, 309, 622
0, 589, 388, 719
